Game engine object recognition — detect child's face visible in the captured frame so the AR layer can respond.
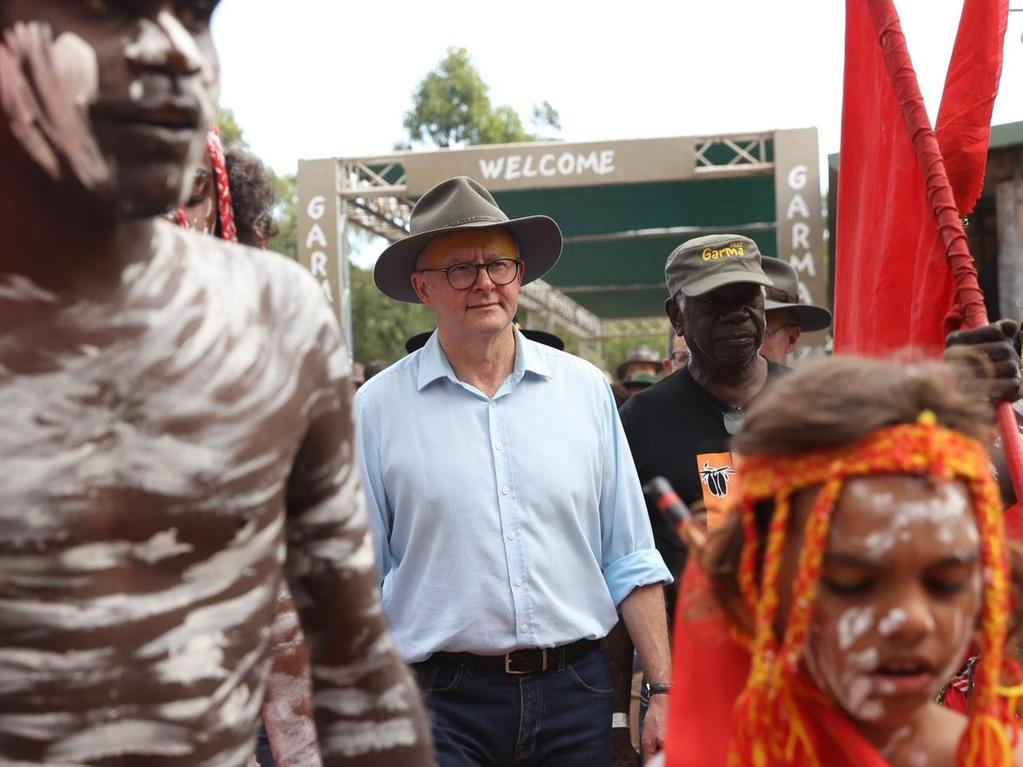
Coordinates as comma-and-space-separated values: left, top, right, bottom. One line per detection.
785, 475, 982, 734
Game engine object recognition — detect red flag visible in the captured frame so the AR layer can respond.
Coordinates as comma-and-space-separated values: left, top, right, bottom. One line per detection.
833, 0, 1007, 356
937, 0, 1009, 216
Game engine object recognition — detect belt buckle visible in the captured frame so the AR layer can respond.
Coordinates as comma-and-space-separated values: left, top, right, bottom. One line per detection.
504, 649, 548, 674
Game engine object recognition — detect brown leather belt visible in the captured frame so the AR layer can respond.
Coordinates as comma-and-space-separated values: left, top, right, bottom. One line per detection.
422, 638, 599, 675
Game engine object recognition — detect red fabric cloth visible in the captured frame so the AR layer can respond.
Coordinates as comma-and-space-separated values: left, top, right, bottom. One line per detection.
833, 0, 1006, 356
663, 562, 891, 766
664, 563, 748, 767
1005, 502, 1023, 542
936, 0, 1009, 217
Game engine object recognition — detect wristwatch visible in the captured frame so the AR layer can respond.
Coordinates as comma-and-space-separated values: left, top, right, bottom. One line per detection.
643, 682, 672, 697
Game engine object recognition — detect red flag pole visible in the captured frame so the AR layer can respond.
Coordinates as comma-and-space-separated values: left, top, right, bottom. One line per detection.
866, 0, 1023, 504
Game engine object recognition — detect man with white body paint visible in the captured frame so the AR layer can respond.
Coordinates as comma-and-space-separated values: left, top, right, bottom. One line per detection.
0, 2, 433, 766
357, 176, 673, 765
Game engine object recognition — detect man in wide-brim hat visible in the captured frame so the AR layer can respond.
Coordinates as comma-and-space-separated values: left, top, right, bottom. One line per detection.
759, 257, 832, 364
357, 176, 673, 765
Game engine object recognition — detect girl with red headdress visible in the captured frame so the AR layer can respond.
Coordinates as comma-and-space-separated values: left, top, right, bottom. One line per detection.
664, 355, 1023, 767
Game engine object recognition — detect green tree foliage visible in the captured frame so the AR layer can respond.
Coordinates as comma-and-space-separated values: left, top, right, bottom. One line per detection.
266, 172, 297, 259
216, 107, 247, 150
350, 265, 434, 364
400, 47, 561, 149
215, 107, 297, 260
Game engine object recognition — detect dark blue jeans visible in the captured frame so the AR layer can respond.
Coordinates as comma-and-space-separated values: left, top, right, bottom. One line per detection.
254, 724, 275, 767
413, 647, 613, 767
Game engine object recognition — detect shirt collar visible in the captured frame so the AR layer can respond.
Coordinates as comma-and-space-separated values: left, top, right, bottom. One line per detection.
416, 328, 552, 392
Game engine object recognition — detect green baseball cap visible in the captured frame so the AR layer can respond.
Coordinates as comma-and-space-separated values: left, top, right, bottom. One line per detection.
664, 234, 774, 298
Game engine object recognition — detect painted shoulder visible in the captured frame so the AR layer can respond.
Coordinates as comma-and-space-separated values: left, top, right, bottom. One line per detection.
167, 224, 336, 327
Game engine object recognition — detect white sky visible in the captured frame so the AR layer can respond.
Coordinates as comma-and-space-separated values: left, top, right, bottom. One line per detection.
212, 0, 1023, 180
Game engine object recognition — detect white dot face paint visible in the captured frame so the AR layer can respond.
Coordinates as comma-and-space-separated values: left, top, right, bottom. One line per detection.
878, 608, 907, 637
837, 606, 875, 651
847, 480, 975, 557
796, 475, 983, 753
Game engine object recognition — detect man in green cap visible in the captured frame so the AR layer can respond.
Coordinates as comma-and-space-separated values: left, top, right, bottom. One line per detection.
619, 234, 789, 619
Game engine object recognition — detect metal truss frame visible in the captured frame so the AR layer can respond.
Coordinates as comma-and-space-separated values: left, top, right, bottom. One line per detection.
331, 133, 776, 341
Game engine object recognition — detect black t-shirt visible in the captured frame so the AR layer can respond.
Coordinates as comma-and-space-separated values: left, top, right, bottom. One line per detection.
618, 361, 788, 617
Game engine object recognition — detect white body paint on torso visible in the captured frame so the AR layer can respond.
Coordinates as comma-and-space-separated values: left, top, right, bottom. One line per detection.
0, 231, 350, 766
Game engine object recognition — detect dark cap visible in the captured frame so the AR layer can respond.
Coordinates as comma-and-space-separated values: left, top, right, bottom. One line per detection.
622, 371, 658, 390
664, 234, 774, 298
761, 257, 832, 333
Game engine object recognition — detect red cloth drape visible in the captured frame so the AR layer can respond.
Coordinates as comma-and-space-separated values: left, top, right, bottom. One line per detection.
663, 563, 748, 767
936, 0, 1009, 217
663, 563, 891, 767
833, 0, 1007, 356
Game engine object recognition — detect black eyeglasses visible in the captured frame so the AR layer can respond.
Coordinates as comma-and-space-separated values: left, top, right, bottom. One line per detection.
418, 259, 521, 290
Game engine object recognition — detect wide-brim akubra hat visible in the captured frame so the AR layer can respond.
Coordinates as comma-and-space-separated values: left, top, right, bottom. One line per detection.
760, 257, 832, 333
615, 345, 662, 382
375, 176, 563, 303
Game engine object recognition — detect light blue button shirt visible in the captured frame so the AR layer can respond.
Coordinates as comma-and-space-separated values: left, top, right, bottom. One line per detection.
355, 330, 671, 663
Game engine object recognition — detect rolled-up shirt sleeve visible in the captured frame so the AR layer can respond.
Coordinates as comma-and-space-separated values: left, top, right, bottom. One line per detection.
597, 382, 673, 606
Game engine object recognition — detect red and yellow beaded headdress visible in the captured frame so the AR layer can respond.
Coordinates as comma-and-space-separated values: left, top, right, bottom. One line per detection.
730, 411, 1012, 767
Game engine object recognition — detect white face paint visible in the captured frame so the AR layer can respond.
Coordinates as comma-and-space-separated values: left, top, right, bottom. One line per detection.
837, 606, 875, 651
849, 481, 973, 556
0, 21, 110, 188
806, 630, 886, 723
798, 475, 984, 754
878, 608, 907, 637
51, 33, 99, 108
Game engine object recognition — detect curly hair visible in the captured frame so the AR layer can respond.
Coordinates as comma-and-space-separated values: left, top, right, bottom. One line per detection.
224, 147, 279, 247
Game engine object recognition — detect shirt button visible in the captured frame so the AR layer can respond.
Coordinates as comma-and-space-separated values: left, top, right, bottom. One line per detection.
507, 532, 516, 542
521, 624, 530, 632
515, 578, 523, 587
489, 400, 496, 408
501, 486, 510, 495
495, 441, 504, 451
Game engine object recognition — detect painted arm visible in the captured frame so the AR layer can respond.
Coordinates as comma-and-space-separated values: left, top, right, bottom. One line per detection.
285, 363, 434, 767
260, 582, 322, 766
